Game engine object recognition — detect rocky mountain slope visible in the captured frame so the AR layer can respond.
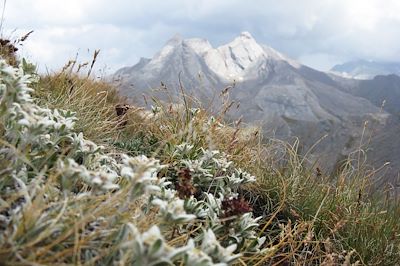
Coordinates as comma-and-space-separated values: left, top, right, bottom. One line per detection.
332, 73, 400, 117
114, 32, 400, 186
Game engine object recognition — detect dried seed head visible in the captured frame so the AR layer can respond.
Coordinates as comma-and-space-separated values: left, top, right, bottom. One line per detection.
221, 197, 252, 218
175, 168, 197, 199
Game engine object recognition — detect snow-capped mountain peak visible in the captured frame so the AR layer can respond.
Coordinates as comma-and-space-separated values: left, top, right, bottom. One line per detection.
220, 32, 264, 63
149, 34, 183, 68
114, 32, 400, 185
239, 31, 254, 39
166, 33, 183, 45
203, 32, 299, 80
128, 32, 300, 81
202, 32, 265, 80
182, 38, 212, 55
148, 35, 212, 70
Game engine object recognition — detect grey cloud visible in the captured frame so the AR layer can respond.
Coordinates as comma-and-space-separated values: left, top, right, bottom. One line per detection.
3, 0, 400, 72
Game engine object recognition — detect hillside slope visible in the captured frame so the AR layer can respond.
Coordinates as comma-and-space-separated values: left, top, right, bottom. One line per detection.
115, 32, 398, 184
1, 46, 400, 264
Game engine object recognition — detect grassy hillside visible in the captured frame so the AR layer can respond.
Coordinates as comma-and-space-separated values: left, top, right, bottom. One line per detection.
0, 47, 400, 265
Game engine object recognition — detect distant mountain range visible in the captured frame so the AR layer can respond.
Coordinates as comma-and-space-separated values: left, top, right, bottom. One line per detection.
331, 60, 400, 79
114, 32, 400, 189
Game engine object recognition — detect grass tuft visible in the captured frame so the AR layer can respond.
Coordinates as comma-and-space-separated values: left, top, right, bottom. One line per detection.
1, 52, 399, 265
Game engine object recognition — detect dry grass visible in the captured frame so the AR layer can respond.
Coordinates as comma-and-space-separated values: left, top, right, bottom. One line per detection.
115, 86, 400, 264
1, 52, 400, 265
33, 62, 123, 145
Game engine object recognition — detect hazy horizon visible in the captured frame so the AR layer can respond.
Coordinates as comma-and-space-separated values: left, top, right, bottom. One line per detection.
2, 0, 400, 74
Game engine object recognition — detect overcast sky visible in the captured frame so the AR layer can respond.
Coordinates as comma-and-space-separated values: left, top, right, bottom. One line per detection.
2, 0, 400, 74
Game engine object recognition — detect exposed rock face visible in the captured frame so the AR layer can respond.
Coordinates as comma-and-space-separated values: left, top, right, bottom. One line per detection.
333, 74, 400, 116
114, 34, 222, 105
202, 32, 299, 82
114, 32, 400, 187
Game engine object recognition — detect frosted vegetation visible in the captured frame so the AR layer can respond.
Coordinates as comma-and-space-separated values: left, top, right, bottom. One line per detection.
2, 50, 400, 264
0, 59, 265, 265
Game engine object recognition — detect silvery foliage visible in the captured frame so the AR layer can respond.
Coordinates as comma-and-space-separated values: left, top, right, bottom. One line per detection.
173, 144, 256, 195
121, 224, 191, 266
120, 224, 240, 266
0, 59, 168, 194
0, 60, 262, 264
152, 188, 197, 223
167, 139, 265, 252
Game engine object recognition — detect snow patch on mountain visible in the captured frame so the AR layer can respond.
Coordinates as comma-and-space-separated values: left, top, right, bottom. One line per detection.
203, 32, 300, 81
183, 38, 213, 55
113, 32, 400, 186
137, 31, 300, 82
148, 35, 183, 70
204, 32, 266, 80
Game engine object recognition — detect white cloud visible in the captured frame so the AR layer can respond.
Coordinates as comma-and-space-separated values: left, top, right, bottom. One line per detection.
2, 0, 400, 72
298, 53, 345, 71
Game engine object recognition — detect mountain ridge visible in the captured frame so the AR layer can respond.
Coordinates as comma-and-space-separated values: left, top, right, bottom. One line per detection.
331, 59, 400, 79
114, 33, 400, 185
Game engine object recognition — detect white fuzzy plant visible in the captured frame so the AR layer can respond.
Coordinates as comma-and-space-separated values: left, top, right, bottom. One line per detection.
0, 59, 266, 265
